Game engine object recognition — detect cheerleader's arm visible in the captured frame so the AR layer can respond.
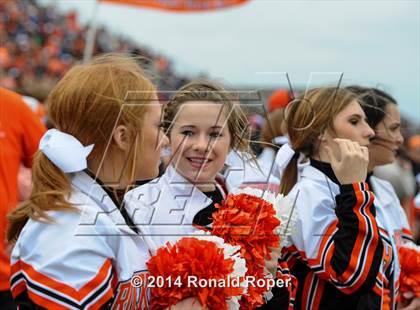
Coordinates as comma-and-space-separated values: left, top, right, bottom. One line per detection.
288, 182, 383, 294
325, 182, 383, 293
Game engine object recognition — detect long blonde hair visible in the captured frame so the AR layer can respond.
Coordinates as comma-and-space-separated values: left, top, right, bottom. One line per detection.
280, 87, 357, 195
8, 54, 156, 242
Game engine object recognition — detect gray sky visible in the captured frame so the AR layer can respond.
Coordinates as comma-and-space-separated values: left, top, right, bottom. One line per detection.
45, 0, 419, 124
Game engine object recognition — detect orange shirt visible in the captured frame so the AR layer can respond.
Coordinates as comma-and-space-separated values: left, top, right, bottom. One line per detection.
0, 87, 46, 291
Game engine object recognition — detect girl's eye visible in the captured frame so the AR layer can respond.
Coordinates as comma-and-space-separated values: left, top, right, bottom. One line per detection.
181, 130, 194, 137
349, 119, 359, 125
390, 125, 399, 132
210, 132, 222, 138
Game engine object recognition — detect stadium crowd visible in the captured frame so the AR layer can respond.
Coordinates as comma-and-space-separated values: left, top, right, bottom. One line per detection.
1, 0, 419, 309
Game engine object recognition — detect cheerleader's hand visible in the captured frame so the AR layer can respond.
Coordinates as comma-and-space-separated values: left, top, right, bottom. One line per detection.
166, 297, 205, 310
265, 247, 281, 277
398, 292, 420, 310
324, 138, 369, 185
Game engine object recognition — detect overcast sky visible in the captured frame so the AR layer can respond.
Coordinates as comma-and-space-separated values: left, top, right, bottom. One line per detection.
44, 0, 419, 123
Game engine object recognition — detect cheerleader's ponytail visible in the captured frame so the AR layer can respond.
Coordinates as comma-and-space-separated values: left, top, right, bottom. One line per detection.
8, 53, 156, 242
7, 152, 72, 242
279, 154, 299, 195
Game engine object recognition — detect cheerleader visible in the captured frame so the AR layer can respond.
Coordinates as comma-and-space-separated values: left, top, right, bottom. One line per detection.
6, 54, 170, 309
278, 87, 391, 309
349, 86, 419, 310
124, 80, 249, 245
124, 80, 291, 308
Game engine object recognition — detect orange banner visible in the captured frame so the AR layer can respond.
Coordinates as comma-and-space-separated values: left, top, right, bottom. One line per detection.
100, 0, 248, 12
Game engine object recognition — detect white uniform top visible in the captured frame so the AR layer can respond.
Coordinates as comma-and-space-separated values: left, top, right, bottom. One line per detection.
283, 164, 413, 308
124, 165, 224, 251
366, 175, 414, 308
369, 175, 413, 244
10, 171, 151, 309
258, 148, 283, 179
224, 150, 280, 192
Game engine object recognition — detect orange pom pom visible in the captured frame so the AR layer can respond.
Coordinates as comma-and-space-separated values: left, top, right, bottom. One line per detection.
212, 193, 280, 264
147, 237, 244, 309
399, 245, 420, 298
211, 193, 281, 309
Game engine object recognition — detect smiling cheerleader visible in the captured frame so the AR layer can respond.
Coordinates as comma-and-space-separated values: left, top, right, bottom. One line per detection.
124, 80, 293, 308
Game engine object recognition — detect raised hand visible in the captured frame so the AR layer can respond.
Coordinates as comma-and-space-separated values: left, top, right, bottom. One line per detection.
324, 138, 369, 185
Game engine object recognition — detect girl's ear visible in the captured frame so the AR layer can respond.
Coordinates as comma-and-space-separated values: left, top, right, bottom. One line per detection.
317, 130, 329, 143
113, 125, 133, 152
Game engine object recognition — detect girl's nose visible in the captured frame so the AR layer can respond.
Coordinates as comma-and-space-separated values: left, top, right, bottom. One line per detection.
192, 134, 209, 153
364, 122, 375, 139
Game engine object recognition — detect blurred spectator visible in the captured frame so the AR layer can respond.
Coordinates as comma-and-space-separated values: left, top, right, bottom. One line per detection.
258, 108, 287, 180
408, 134, 420, 180
0, 87, 46, 308
267, 89, 291, 112
374, 148, 419, 241
248, 113, 264, 155
0, 0, 189, 96
16, 95, 48, 202
407, 134, 420, 243
375, 151, 416, 202
21, 95, 46, 123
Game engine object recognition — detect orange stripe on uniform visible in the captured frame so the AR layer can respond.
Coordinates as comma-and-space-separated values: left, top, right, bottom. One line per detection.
88, 281, 115, 310
333, 184, 378, 291
303, 183, 379, 294
27, 290, 72, 310
10, 260, 21, 277
305, 221, 337, 270
311, 278, 325, 310
401, 227, 413, 239
10, 280, 26, 298
10, 260, 25, 298
17, 259, 112, 302
301, 272, 314, 310
300, 272, 325, 310
336, 183, 367, 280
336, 184, 370, 282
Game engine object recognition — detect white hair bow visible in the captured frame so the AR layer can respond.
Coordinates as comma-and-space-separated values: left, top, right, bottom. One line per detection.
274, 143, 296, 172
39, 129, 94, 173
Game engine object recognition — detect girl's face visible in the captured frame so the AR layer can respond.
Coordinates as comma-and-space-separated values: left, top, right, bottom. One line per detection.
169, 102, 231, 188
136, 100, 169, 180
368, 103, 404, 168
319, 100, 375, 160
